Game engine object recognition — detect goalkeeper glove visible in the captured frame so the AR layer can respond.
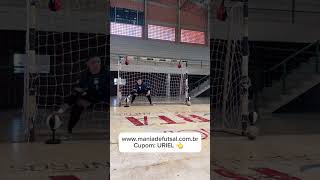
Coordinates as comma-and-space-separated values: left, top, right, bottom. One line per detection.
73, 87, 87, 96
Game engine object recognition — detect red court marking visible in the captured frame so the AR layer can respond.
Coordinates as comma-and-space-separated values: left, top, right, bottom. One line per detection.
144, 116, 148, 125
196, 129, 209, 140
49, 176, 80, 180
214, 169, 254, 180
200, 128, 209, 134
190, 114, 209, 122
126, 117, 146, 126
159, 115, 184, 125
252, 168, 301, 180
176, 114, 194, 122
127, 116, 181, 126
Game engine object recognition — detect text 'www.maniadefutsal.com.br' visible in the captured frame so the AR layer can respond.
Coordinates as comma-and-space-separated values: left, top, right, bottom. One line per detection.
118, 132, 202, 153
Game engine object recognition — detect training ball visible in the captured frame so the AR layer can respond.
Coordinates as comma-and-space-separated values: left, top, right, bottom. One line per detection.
124, 97, 130, 107
249, 111, 258, 125
247, 125, 259, 140
46, 113, 62, 130
48, 0, 62, 12
186, 97, 191, 106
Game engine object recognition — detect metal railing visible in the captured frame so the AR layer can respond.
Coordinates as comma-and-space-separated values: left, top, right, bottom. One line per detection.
264, 40, 320, 94
110, 53, 210, 69
189, 74, 210, 93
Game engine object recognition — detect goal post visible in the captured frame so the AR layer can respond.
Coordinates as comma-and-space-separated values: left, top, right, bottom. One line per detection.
115, 55, 190, 106
24, 0, 36, 141
211, 0, 250, 135
25, 0, 109, 141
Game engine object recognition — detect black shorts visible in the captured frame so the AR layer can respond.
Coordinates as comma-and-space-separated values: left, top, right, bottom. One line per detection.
66, 91, 100, 106
131, 90, 149, 96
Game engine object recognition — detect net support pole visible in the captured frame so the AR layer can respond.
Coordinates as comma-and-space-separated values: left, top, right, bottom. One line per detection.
185, 62, 189, 101
206, 0, 210, 45
166, 74, 171, 97
176, 0, 181, 43
221, 5, 233, 130
179, 70, 183, 97
241, 0, 249, 133
117, 56, 122, 106
25, 0, 37, 141
143, 0, 148, 39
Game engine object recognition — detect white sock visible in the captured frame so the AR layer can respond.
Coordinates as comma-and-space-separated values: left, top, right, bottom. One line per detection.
57, 104, 70, 114
57, 108, 64, 114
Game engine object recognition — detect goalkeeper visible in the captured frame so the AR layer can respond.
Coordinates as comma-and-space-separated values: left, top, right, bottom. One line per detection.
55, 56, 108, 139
128, 79, 153, 105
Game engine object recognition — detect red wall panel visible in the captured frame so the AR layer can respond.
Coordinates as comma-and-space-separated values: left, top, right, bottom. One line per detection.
147, 4, 177, 25
110, 0, 144, 11
110, 0, 207, 31
111, 22, 143, 37
181, 11, 207, 30
148, 24, 176, 41
153, 0, 177, 6
181, 29, 205, 44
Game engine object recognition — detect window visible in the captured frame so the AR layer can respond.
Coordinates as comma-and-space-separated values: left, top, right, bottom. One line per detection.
181, 29, 205, 45
148, 24, 175, 41
111, 22, 143, 37
110, 7, 145, 25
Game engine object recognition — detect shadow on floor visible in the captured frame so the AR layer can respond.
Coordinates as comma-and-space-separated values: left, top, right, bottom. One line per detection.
260, 113, 320, 135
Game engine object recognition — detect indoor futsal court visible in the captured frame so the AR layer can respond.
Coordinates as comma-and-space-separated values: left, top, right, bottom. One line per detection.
109, 0, 210, 179
110, 104, 210, 180
1, 0, 320, 180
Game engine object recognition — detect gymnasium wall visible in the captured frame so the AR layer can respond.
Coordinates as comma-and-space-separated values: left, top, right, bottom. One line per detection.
110, 0, 208, 31
0, 0, 108, 33
110, 35, 209, 61
210, 0, 320, 43
0, 0, 319, 43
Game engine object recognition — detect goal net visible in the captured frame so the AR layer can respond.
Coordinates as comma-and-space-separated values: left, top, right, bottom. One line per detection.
211, 1, 248, 134
25, 0, 109, 140
115, 55, 189, 106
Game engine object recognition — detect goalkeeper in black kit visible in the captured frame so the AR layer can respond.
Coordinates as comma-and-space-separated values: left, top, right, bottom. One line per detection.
128, 79, 153, 105
55, 56, 108, 140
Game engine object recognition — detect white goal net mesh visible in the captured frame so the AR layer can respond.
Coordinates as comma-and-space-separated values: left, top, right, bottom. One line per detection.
116, 56, 188, 105
211, 1, 244, 133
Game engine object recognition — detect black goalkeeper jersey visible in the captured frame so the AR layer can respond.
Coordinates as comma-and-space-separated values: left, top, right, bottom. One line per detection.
79, 69, 108, 102
134, 82, 151, 94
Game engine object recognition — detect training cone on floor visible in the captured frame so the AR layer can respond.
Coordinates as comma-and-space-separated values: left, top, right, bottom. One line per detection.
124, 97, 131, 107
45, 113, 62, 144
